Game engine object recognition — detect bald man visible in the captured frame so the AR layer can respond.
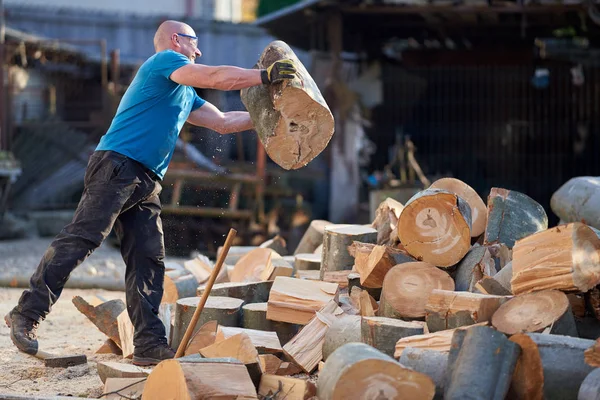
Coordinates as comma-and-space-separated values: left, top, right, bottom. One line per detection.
5, 20, 296, 366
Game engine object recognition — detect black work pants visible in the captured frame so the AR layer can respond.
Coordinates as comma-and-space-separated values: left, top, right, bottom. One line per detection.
16, 150, 167, 353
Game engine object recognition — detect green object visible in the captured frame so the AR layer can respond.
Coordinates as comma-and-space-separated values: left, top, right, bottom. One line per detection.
257, 0, 302, 18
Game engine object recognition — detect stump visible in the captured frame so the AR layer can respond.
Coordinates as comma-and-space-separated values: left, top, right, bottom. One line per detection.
320, 225, 377, 279
294, 219, 331, 255
242, 302, 299, 345
171, 296, 244, 351
579, 369, 600, 400
371, 197, 404, 245
550, 176, 600, 231
322, 315, 362, 361
162, 275, 198, 305
197, 281, 273, 305
317, 342, 435, 400
397, 188, 472, 267
484, 187, 548, 248
240, 40, 334, 170
294, 253, 321, 271
491, 290, 578, 337
361, 316, 425, 357
454, 246, 497, 292
399, 348, 449, 399
511, 223, 600, 295
379, 262, 454, 319
429, 177, 487, 237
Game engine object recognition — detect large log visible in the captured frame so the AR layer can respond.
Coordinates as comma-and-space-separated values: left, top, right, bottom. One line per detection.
320, 225, 377, 279
550, 176, 600, 230
141, 358, 257, 399
72, 296, 125, 347
454, 245, 498, 292
444, 326, 520, 400
511, 223, 600, 295
579, 368, 600, 400
399, 348, 449, 399
242, 302, 299, 345
322, 315, 362, 361
361, 316, 425, 357
425, 290, 508, 332
493, 261, 513, 293
162, 275, 198, 304
379, 262, 454, 320
293, 220, 331, 255
397, 188, 472, 267
429, 177, 487, 238
240, 40, 334, 170
371, 197, 404, 246
317, 342, 435, 400
197, 281, 272, 305
483, 187, 548, 248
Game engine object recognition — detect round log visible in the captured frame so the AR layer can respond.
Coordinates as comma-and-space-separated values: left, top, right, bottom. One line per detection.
294, 219, 331, 255
171, 296, 244, 351
361, 316, 425, 357
551, 176, 600, 231
322, 315, 362, 361
242, 302, 299, 345
229, 248, 281, 283
162, 275, 198, 305
320, 225, 377, 280
399, 348, 449, 399
379, 262, 455, 319
196, 281, 273, 305
484, 187, 548, 248
240, 40, 334, 170
429, 177, 487, 237
579, 368, 600, 400
397, 188, 472, 267
294, 253, 321, 271
491, 290, 578, 337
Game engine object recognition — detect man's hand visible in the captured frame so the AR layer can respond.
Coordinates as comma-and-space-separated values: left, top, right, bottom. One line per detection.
261, 59, 297, 84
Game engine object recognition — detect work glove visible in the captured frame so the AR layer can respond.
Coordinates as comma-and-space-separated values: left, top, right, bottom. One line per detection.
261, 59, 297, 84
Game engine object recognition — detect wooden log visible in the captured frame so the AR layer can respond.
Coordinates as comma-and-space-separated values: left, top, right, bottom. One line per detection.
240, 40, 334, 171
507, 333, 544, 400
425, 290, 509, 332
95, 338, 122, 355
259, 354, 282, 374
444, 326, 520, 400
428, 177, 487, 238
354, 244, 413, 289
454, 245, 497, 292
493, 261, 513, 293
397, 188, 472, 267
293, 220, 331, 255
550, 176, 600, 230
116, 310, 134, 359
96, 361, 151, 384
294, 253, 321, 271
350, 287, 378, 317
229, 248, 281, 283
220, 326, 282, 354
141, 358, 257, 399
475, 276, 512, 296
492, 289, 578, 336
371, 197, 404, 246
197, 281, 273, 305
361, 316, 425, 357
260, 257, 293, 281
275, 361, 302, 376
183, 254, 213, 283
171, 296, 244, 351
347, 272, 381, 301
184, 320, 224, 356
103, 378, 146, 400
579, 368, 600, 400
322, 315, 361, 361
320, 225, 377, 279
379, 262, 454, 320
399, 348, 449, 399
585, 285, 600, 320
217, 245, 258, 265
242, 302, 299, 345
72, 296, 125, 347
158, 303, 173, 347
267, 276, 339, 325
511, 223, 600, 295
584, 338, 600, 367
162, 275, 198, 304
258, 374, 317, 400
259, 235, 288, 256
317, 342, 436, 400
484, 187, 548, 248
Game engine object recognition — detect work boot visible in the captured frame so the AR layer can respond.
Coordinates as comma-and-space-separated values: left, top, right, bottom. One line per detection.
132, 344, 175, 366
4, 308, 39, 355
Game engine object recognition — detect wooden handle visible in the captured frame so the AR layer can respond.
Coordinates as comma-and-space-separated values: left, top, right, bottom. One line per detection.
175, 228, 237, 358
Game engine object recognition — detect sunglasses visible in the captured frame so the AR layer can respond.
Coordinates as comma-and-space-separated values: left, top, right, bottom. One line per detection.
176, 33, 198, 46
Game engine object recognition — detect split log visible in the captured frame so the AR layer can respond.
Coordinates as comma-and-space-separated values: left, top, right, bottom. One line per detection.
141, 358, 257, 399
294, 253, 321, 271
97, 361, 151, 384
585, 285, 600, 320
116, 310, 134, 359
425, 290, 509, 332
397, 188, 472, 267
584, 339, 600, 367
493, 261, 513, 293
399, 348, 449, 399
429, 177, 487, 237
183, 254, 213, 283
293, 220, 331, 255
258, 374, 317, 400
579, 368, 600, 400
484, 187, 548, 248
229, 248, 281, 283
240, 40, 334, 170
354, 244, 413, 288
242, 302, 299, 345
349, 287, 378, 317
475, 276, 512, 296
217, 245, 258, 266
259, 354, 282, 374
162, 275, 198, 304
184, 320, 224, 356
275, 361, 302, 376
158, 303, 173, 347
550, 176, 600, 231
197, 281, 273, 304
72, 296, 125, 347
320, 225, 377, 279
171, 296, 244, 351
492, 289, 578, 336
267, 276, 339, 325
444, 326, 520, 400
511, 223, 600, 295
508, 333, 595, 400
104, 378, 146, 400
317, 342, 436, 400
259, 235, 288, 256
454, 245, 497, 292
361, 316, 425, 357
220, 326, 282, 354
347, 272, 381, 300
371, 197, 404, 245
322, 315, 361, 361
379, 262, 454, 319
283, 300, 342, 373
95, 339, 122, 355
260, 258, 293, 281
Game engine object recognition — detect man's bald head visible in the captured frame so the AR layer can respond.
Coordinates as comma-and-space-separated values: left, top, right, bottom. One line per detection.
154, 20, 196, 52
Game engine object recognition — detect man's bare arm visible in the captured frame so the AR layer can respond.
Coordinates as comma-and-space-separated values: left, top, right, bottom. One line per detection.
171, 64, 262, 91
187, 102, 253, 134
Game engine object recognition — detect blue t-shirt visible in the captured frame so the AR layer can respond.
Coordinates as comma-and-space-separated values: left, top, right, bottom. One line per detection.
96, 50, 205, 179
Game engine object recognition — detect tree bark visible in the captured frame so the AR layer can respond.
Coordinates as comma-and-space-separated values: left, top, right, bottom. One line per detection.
322, 315, 361, 361
361, 316, 425, 357
550, 176, 600, 231
197, 281, 273, 305
371, 197, 404, 246
240, 40, 334, 171
454, 245, 497, 292
320, 225, 377, 279
242, 302, 299, 345
293, 220, 331, 255
398, 348, 448, 400
96, 361, 151, 384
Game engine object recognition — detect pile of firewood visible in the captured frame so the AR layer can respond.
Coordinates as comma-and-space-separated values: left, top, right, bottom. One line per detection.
74, 176, 600, 399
